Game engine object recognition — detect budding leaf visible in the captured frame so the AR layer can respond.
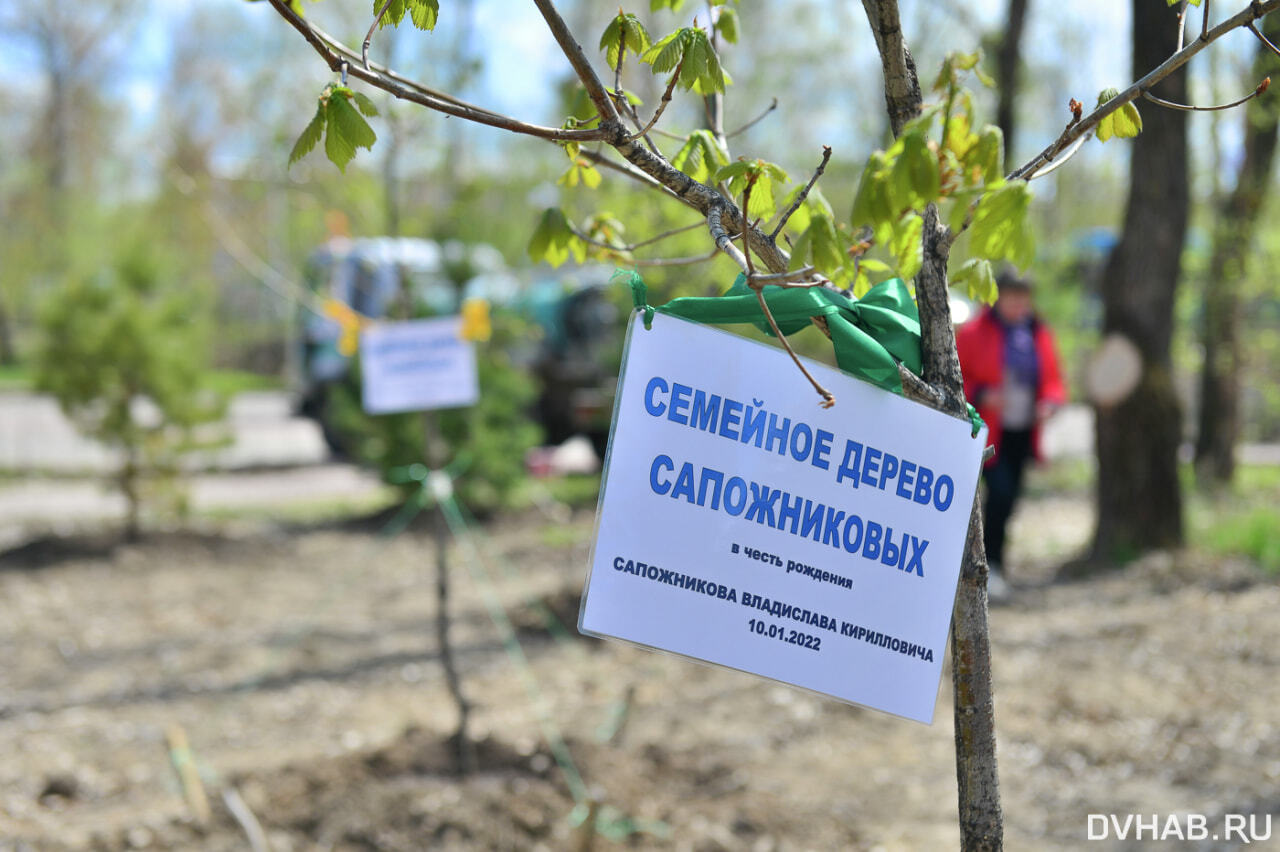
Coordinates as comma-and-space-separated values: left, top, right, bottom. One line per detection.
671, 129, 728, 183
289, 103, 326, 167
1094, 88, 1143, 142
643, 27, 730, 94
650, 0, 686, 10
527, 208, 584, 268
599, 13, 651, 68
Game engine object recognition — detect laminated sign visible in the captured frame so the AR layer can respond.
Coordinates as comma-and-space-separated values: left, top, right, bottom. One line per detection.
580, 313, 987, 723
360, 317, 479, 414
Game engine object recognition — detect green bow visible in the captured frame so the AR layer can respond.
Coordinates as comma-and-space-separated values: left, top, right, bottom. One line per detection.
613, 268, 984, 437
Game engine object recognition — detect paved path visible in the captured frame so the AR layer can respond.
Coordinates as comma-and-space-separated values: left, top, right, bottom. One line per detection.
0, 391, 328, 473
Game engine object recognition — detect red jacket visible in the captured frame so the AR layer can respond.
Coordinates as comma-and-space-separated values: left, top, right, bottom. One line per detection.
956, 307, 1066, 467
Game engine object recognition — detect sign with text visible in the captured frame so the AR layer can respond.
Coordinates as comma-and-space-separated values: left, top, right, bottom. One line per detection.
579, 313, 987, 723
360, 317, 479, 415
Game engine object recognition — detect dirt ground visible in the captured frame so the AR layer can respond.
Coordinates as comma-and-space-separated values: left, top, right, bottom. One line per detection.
0, 489, 1277, 851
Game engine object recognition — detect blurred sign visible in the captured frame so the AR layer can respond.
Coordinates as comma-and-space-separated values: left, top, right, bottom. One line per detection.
360, 317, 479, 414
580, 313, 986, 723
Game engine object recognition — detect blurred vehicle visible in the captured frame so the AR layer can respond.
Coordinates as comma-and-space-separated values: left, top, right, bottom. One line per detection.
297, 237, 620, 456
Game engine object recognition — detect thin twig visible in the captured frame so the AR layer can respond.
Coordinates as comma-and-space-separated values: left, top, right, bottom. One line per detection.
1142, 76, 1270, 111
1203, 0, 1212, 40
747, 266, 815, 284
1248, 20, 1280, 56
726, 98, 779, 139
1008, 0, 1280, 182
631, 60, 684, 140
633, 250, 721, 266
749, 276, 835, 407
769, 145, 832, 239
629, 220, 706, 249
1177, 0, 1191, 51
267, 0, 604, 143
740, 179, 834, 408
363, 0, 396, 69
1024, 132, 1089, 179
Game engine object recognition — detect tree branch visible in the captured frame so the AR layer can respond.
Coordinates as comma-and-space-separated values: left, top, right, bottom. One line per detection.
531, 0, 620, 124
770, 145, 831, 239
1143, 76, 1270, 111
861, 0, 922, 136
1009, 0, 1280, 181
363, 0, 396, 69
266, 0, 604, 143
631, 61, 684, 140
726, 97, 779, 139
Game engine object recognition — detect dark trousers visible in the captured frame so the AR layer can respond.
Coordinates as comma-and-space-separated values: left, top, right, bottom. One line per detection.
982, 428, 1033, 570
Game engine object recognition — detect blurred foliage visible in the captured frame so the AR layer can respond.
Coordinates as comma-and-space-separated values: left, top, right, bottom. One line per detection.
32, 248, 226, 535
325, 309, 542, 516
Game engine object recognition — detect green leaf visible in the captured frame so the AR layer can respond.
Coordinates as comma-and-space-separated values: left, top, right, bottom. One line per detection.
804, 213, 846, 273
288, 102, 326, 167
351, 92, 379, 118
558, 160, 602, 189
968, 181, 1035, 268
890, 213, 923, 280
600, 13, 651, 68
650, 0, 685, 11
671, 129, 728, 183
713, 159, 754, 183
324, 89, 378, 172
408, 0, 439, 30
850, 152, 894, 234
951, 258, 997, 305
716, 7, 739, 43
643, 27, 728, 94
375, 0, 407, 28
643, 29, 688, 74
527, 208, 583, 268
967, 126, 1003, 184
894, 131, 940, 207
1093, 88, 1142, 142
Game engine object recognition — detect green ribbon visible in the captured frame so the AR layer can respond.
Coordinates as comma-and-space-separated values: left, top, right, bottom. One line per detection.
616, 268, 984, 437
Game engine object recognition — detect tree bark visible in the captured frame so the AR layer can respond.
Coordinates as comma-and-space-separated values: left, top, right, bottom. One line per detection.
994, 0, 1029, 171
1194, 13, 1280, 485
862, 3, 1004, 848
1093, 0, 1189, 559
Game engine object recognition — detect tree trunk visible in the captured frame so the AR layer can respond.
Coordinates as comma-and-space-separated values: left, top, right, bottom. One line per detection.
1093, 0, 1189, 559
862, 2, 1004, 846
994, 0, 1029, 171
1194, 13, 1280, 485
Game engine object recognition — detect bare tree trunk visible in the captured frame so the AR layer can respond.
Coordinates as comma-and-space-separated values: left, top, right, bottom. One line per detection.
862, 2, 1003, 847
994, 0, 1029, 171
1195, 13, 1280, 485
1093, 0, 1189, 559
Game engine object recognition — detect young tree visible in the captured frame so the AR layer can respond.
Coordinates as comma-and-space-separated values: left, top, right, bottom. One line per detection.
33, 250, 224, 540
259, 0, 1280, 846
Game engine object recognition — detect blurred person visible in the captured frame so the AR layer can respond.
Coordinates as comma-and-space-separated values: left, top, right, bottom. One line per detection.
957, 268, 1066, 597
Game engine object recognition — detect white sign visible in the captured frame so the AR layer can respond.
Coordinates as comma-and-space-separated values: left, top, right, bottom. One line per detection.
580, 313, 987, 723
360, 317, 479, 414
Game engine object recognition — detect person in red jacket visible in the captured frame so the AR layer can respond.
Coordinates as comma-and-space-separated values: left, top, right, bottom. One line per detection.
956, 269, 1066, 591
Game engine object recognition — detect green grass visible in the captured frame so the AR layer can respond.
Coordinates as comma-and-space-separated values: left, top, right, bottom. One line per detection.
0, 364, 32, 390
1189, 462, 1280, 572
201, 369, 285, 396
